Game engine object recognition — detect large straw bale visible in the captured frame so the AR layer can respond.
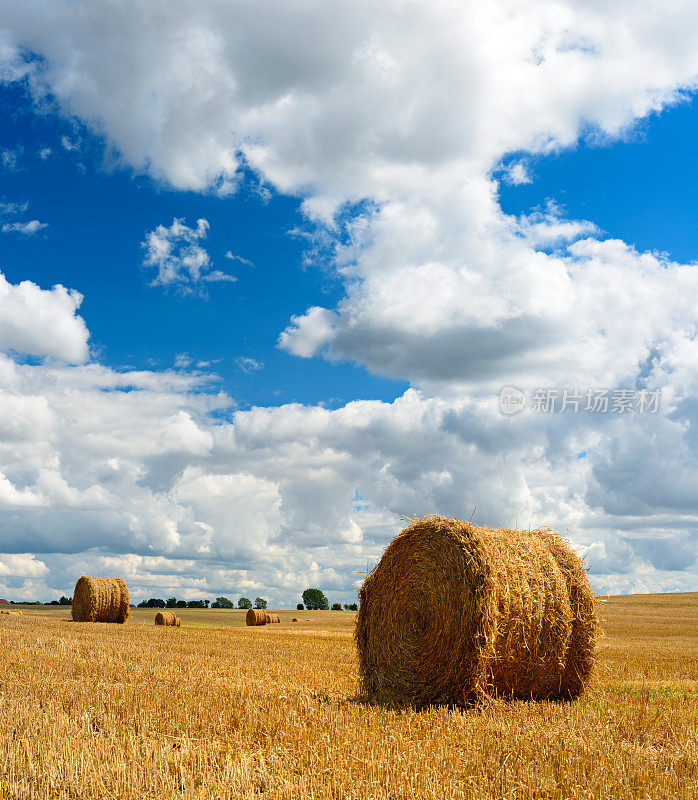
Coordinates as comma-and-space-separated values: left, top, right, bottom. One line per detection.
155, 611, 181, 627
71, 576, 130, 623
356, 515, 598, 706
246, 608, 267, 626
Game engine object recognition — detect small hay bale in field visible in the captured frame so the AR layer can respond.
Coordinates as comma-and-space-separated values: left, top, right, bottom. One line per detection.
269, 614, 280, 623
356, 515, 598, 706
71, 576, 130, 623
246, 608, 267, 626
0, 609, 21, 615
155, 611, 181, 627
292, 617, 298, 622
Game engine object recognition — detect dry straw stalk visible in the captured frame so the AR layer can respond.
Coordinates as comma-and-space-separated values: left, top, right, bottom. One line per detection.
71, 576, 130, 624
154, 611, 180, 627
356, 515, 598, 706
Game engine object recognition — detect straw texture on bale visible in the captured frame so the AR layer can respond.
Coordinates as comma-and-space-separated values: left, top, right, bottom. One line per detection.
269, 614, 281, 623
246, 608, 267, 626
71, 576, 130, 624
356, 516, 598, 706
155, 611, 181, 627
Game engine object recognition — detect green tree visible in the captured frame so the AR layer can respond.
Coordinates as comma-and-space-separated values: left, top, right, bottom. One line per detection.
212, 596, 234, 609
138, 598, 166, 608
166, 597, 177, 608
297, 603, 304, 611
331, 602, 342, 611
302, 588, 329, 611
254, 597, 267, 609
237, 597, 253, 609
176, 599, 188, 608
347, 603, 358, 611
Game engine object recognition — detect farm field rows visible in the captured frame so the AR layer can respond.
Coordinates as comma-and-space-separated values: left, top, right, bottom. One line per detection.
0, 595, 697, 799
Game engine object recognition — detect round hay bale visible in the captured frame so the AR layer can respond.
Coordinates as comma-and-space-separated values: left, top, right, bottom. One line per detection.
292, 617, 298, 622
356, 515, 598, 706
246, 608, 267, 626
155, 611, 180, 627
71, 576, 130, 623
270, 614, 281, 623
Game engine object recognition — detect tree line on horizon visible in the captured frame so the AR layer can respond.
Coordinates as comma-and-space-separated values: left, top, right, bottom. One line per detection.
6, 587, 358, 610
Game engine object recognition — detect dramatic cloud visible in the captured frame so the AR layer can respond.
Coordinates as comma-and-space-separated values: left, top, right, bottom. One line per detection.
1, 1, 698, 597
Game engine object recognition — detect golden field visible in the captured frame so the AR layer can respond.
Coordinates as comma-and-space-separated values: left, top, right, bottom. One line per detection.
0, 594, 696, 800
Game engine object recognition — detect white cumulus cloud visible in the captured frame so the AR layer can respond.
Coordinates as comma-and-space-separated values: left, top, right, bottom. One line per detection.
142, 217, 234, 290
0, 2, 698, 599
0, 272, 89, 362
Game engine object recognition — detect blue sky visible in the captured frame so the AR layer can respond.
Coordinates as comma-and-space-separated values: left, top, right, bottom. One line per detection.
0, 82, 407, 411
1, 1, 698, 605
499, 98, 698, 262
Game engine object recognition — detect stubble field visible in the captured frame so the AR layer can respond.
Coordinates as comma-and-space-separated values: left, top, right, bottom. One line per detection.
0, 594, 697, 799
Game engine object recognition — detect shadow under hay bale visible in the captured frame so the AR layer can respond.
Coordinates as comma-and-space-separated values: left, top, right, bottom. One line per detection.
71, 576, 130, 624
246, 608, 267, 626
155, 611, 181, 627
355, 515, 599, 707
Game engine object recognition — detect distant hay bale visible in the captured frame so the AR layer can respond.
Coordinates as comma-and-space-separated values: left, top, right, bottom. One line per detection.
356, 515, 598, 706
292, 617, 298, 622
155, 611, 181, 627
71, 576, 130, 624
246, 609, 267, 626
269, 614, 281, 623
0, 609, 21, 616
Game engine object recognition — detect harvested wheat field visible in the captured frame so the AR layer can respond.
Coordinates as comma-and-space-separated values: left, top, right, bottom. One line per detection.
0, 596, 697, 799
